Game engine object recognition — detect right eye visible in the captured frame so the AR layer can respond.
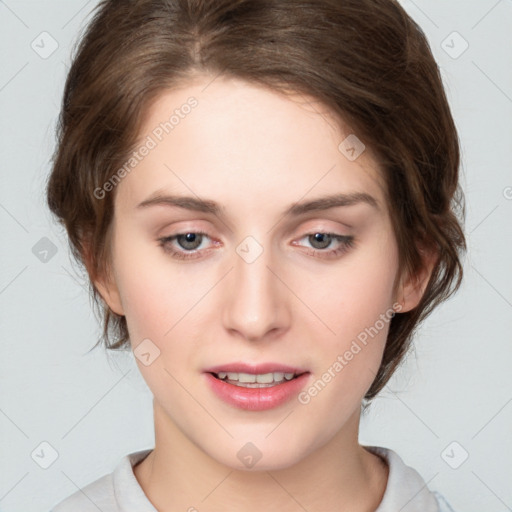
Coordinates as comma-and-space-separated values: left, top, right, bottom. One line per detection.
157, 231, 217, 260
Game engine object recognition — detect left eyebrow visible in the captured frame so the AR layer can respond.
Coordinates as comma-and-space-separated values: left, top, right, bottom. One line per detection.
285, 192, 380, 215
136, 191, 380, 216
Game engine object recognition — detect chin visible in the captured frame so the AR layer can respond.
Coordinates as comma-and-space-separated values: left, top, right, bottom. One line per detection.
203, 434, 316, 473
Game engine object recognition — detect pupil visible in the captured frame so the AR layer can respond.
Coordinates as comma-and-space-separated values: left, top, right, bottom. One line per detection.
178, 233, 202, 250
311, 233, 331, 249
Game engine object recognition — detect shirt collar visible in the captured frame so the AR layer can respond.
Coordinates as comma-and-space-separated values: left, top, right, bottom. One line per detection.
364, 445, 440, 511
113, 448, 156, 512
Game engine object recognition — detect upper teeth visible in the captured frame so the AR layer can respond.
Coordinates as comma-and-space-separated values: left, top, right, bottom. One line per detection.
217, 372, 296, 383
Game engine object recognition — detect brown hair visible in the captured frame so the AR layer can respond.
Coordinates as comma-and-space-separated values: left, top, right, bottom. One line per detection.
46, 0, 466, 400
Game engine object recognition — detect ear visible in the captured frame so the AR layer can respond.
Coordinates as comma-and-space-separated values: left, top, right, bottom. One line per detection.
82, 241, 125, 317
395, 244, 438, 313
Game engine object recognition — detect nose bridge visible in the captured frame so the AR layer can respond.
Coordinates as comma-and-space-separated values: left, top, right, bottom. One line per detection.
222, 235, 289, 340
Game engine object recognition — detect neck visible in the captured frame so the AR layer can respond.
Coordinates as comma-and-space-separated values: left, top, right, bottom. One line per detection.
133, 401, 388, 512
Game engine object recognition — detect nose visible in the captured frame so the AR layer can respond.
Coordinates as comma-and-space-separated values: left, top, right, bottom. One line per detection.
222, 237, 291, 342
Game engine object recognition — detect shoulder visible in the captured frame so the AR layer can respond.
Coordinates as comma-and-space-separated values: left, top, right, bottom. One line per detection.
49, 449, 154, 512
364, 445, 459, 512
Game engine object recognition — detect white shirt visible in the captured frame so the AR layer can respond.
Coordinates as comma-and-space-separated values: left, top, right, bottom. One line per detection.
50, 445, 457, 511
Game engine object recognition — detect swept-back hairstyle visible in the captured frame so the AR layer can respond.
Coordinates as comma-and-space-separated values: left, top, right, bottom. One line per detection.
46, 0, 466, 400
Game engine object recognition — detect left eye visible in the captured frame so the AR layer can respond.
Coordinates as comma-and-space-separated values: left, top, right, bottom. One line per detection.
294, 232, 355, 258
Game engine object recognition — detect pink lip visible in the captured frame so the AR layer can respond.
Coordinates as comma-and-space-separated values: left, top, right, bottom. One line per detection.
203, 367, 311, 411
203, 362, 308, 375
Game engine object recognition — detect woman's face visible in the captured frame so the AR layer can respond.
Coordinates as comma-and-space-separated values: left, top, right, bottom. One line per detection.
97, 75, 414, 470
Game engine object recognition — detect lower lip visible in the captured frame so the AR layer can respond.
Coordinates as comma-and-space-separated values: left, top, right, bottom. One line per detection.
204, 372, 311, 411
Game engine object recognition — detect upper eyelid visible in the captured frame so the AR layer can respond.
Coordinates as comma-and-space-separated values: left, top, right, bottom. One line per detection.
160, 217, 353, 238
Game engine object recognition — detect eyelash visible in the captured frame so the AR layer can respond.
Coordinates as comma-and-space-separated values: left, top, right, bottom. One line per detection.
157, 231, 355, 261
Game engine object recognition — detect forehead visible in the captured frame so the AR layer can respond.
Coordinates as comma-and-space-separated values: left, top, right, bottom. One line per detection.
115, 75, 387, 217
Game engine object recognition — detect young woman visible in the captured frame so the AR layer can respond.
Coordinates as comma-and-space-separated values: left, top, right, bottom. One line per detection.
47, 0, 466, 510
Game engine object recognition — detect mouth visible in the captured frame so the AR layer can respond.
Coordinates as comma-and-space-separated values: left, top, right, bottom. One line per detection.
209, 370, 308, 388
203, 365, 312, 411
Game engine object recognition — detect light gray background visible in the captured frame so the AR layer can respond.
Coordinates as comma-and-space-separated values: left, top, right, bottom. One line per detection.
0, 1, 511, 511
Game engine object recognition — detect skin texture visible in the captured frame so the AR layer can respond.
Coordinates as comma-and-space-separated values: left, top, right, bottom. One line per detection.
92, 75, 435, 512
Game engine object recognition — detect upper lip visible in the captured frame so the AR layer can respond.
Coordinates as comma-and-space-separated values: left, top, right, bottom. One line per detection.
204, 362, 309, 375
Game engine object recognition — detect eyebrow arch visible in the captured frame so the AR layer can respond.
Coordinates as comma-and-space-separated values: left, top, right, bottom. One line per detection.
136, 191, 380, 216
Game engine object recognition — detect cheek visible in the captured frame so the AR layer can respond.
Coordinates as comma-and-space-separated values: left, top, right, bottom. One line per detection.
301, 231, 399, 391
114, 241, 217, 366
313, 231, 398, 340
119, 276, 170, 343
111, 238, 180, 342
